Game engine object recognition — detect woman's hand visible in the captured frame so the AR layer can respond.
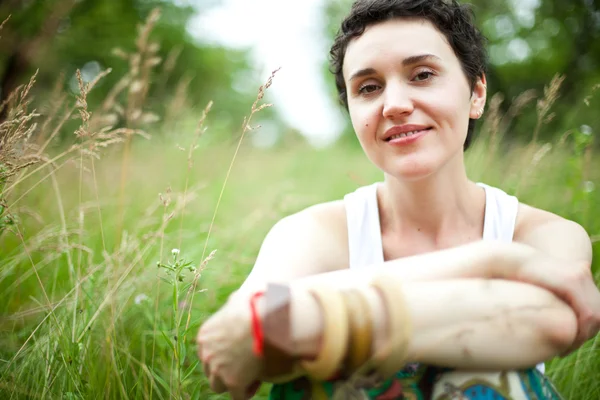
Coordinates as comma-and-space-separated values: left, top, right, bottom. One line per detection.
517, 254, 600, 353
196, 293, 264, 399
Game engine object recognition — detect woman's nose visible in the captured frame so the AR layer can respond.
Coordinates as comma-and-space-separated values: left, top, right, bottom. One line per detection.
382, 83, 414, 119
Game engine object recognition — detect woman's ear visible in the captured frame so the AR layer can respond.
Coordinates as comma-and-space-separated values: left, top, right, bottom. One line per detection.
469, 74, 487, 120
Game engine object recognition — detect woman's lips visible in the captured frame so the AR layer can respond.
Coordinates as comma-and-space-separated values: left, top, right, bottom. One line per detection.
386, 127, 431, 145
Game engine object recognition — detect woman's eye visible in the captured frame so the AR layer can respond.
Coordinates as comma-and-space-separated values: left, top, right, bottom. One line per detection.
414, 71, 434, 82
358, 84, 380, 95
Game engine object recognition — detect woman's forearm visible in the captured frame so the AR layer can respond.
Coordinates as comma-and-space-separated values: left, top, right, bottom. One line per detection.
250, 240, 576, 378
396, 279, 575, 368
289, 279, 575, 370
284, 244, 577, 370
293, 240, 533, 289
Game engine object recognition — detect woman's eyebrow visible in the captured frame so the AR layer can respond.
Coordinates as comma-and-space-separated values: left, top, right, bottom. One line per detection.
402, 54, 442, 66
348, 68, 377, 82
348, 54, 442, 82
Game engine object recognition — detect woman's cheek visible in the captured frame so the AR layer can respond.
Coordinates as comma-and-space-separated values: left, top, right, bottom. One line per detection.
351, 110, 373, 135
355, 121, 374, 146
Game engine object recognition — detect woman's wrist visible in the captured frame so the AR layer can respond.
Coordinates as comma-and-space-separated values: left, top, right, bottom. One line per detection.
245, 284, 324, 361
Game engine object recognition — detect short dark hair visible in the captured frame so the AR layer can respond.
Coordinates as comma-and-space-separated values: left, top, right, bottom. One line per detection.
330, 0, 488, 150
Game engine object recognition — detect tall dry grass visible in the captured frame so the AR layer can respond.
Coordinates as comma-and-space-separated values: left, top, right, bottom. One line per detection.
0, 9, 599, 400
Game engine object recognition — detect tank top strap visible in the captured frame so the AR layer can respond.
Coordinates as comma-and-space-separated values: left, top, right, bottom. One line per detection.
478, 183, 519, 242
343, 183, 385, 270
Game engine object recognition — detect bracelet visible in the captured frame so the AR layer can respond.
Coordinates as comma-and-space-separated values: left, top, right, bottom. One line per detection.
341, 288, 373, 376
255, 279, 410, 383
370, 274, 412, 379
300, 285, 349, 381
249, 290, 265, 357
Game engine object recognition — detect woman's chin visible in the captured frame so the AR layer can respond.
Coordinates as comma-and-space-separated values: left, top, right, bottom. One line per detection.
384, 160, 438, 182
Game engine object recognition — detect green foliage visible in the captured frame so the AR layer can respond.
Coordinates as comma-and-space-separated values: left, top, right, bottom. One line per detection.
155, 248, 211, 399
0, 0, 256, 134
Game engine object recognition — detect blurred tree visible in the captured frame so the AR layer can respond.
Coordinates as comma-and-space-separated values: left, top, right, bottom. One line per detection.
0, 0, 259, 136
470, 0, 600, 140
322, 0, 600, 143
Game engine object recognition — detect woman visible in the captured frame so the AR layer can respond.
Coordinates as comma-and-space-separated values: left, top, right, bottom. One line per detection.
197, 0, 600, 399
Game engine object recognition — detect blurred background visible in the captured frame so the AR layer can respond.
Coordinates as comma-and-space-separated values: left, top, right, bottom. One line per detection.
2, 0, 599, 147
0, 1, 598, 399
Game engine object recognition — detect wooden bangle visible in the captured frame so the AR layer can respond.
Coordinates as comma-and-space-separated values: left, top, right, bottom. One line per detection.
370, 274, 412, 379
341, 288, 373, 376
300, 285, 349, 381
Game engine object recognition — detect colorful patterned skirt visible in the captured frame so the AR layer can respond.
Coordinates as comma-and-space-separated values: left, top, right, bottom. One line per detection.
269, 363, 563, 400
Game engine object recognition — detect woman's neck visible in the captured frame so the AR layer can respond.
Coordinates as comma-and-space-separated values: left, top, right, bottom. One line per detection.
378, 157, 485, 241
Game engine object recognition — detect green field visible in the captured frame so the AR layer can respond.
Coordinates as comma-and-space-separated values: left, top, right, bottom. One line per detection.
1, 100, 599, 399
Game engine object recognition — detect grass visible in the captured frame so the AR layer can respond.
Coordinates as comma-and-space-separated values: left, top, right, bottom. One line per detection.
0, 10, 599, 400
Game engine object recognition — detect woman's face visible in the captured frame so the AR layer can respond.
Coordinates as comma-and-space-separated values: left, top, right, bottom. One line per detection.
343, 18, 486, 180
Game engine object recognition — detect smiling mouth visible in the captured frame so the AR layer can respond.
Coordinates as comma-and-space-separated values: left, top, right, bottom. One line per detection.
386, 128, 431, 141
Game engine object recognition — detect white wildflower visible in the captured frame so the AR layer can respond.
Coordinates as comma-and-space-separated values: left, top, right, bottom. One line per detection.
583, 181, 595, 193
171, 248, 180, 256
134, 294, 149, 305
580, 125, 593, 136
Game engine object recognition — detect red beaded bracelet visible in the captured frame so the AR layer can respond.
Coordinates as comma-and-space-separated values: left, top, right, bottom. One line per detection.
250, 291, 265, 357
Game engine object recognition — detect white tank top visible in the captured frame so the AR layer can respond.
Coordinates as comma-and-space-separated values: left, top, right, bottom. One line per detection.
343, 182, 545, 374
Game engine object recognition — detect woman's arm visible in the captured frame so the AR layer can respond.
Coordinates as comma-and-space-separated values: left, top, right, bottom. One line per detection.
283, 274, 576, 372
260, 240, 576, 372
197, 266, 575, 390
197, 269, 576, 393
231, 212, 583, 367
513, 206, 598, 351
197, 212, 595, 394
235, 206, 597, 356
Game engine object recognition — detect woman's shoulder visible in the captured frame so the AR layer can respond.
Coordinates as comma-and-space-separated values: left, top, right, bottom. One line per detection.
301, 199, 347, 221
265, 200, 350, 271
514, 202, 592, 261
478, 182, 586, 242
283, 200, 349, 253
237, 201, 350, 294
284, 182, 375, 245
281, 200, 347, 234
515, 203, 583, 235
